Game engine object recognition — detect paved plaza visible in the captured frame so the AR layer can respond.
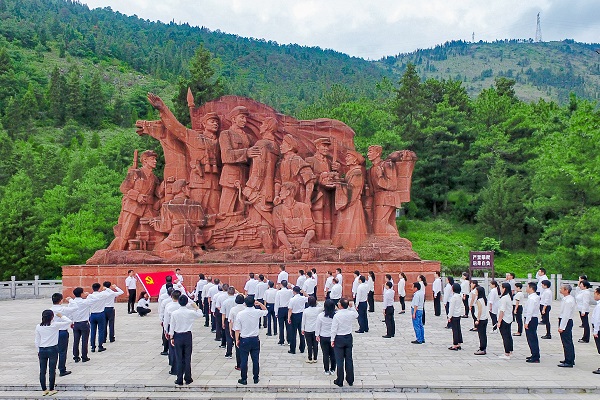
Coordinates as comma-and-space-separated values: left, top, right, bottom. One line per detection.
1, 297, 599, 399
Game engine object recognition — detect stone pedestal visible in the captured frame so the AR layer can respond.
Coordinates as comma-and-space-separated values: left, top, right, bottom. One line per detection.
62, 260, 440, 301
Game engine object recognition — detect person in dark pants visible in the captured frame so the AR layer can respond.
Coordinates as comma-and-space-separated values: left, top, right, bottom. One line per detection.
331, 298, 357, 387
275, 280, 293, 345
87, 283, 109, 352
444, 276, 454, 329
591, 287, 600, 374
513, 283, 524, 336
524, 282, 541, 363
577, 280, 592, 343
287, 286, 307, 354
264, 281, 278, 336
233, 297, 268, 385
355, 276, 369, 333
169, 295, 203, 385
497, 282, 514, 360
418, 275, 428, 325
558, 284, 576, 368
103, 281, 124, 344
432, 271, 442, 317
301, 296, 321, 363
448, 283, 463, 350
35, 310, 72, 396
136, 291, 151, 316
367, 271, 375, 313
50, 293, 77, 377
473, 286, 489, 355
316, 299, 336, 374
125, 269, 137, 314
382, 281, 395, 338
202, 276, 213, 327
540, 280, 553, 339
70, 287, 91, 363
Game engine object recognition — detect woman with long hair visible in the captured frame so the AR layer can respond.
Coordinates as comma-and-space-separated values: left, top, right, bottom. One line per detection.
468, 280, 479, 331
488, 280, 500, 333
418, 274, 428, 325
443, 276, 455, 329
367, 271, 376, 313
474, 286, 489, 355
448, 283, 464, 350
136, 291, 151, 316
315, 299, 337, 375
35, 310, 72, 396
497, 282, 514, 359
398, 273, 407, 314
301, 296, 323, 363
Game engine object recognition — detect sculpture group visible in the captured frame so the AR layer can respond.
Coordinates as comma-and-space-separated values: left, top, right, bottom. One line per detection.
89, 93, 417, 264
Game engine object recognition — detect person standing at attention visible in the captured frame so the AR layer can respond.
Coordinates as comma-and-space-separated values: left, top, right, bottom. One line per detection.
50, 293, 78, 377
497, 282, 514, 360
244, 273, 259, 302
513, 283, 524, 336
125, 270, 137, 314
432, 271, 442, 317
35, 310, 72, 397
448, 282, 463, 350
576, 280, 592, 343
355, 276, 369, 333
557, 284, 576, 368
287, 286, 308, 354
264, 281, 278, 336
382, 281, 395, 338
87, 283, 110, 353
233, 297, 268, 385
540, 280, 553, 339
274, 280, 293, 346
335, 268, 343, 294
169, 295, 203, 385
70, 287, 92, 363
311, 268, 319, 301
329, 278, 342, 306
367, 271, 375, 313
351, 271, 360, 303
324, 271, 334, 300
524, 282, 541, 363
418, 275, 428, 325
193, 274, 207, 308
277, 265, 288, 286
460, 273, 470, 318
473, 286, 489, 355
256, 275, 269, 329
398, 273, 406, 314
302, 296, 323, 363
591, 287, 600, 374
536, 268, 548, 294
331, 298, 358, 387
102, 281, 124, 344
315, 299, 337, 375
443, 276, 454, 328
411, 282, 425, 344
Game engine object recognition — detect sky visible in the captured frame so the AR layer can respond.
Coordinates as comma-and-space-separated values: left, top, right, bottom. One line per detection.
78, 0, 600, 60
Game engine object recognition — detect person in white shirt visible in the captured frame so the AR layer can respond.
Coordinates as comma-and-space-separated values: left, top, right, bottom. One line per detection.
228, 294, 247, 370
175, 268, 184, 285
418, 274, 428, 325
233, 297, 268, 385
447, 283, 464, 350
168, 295, 202, 385
497, 282, 514, 359
159, 286, 174, 355
524, 282, 541, 363
296, 270, 307, 290
287, 286, 308, 354
468, 280, 479, 331
256, 275, 269, 329
264, 281, 278, 336
324, 271, 334, 299
244, 273, 259, 301
335, 268, 343, 293
460, 273, 470, 318
125, 269, 137, 314
591, 287, 600, 375
411, 282, 425, 344
506, 273, 517, 294
159, 275, 174, 298
193, 273, 207, 308
473, 286, 490, 355
355, 276, 369, 333
382, 281, 395, 338
311, 268, 319, 301
213, 283, 229, 347
513, 283, 524, 336
274, 280, 293, 345
540, 280, 553, 339
329, 278, 342, 305
398, 273, 406, 314
367, 271, 375, 313
536, 268, 548, 294
488, 280, 500, 333
277, 265, 288, 286
301, 296, 323, 363
315, 299, 337, 374
70, 287, 94, 362
35, 310, 72, 396
164, 289, 184, 374
87, 283, 111, 353
136, 291, 151, 316
432, 271, 442, 317
221, 286, 237, 359
50, 293, 77, 377
301, 271, 317, 298
351, 271, 360, 302
558, 284, 576, 367
443, 276, 454, 328
102, 281, 124, 344
576, 280, 593, 343
331, 298, 358, 387
201, 277, 214, 327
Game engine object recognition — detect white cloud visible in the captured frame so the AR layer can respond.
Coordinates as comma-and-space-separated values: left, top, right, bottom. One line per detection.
79, 0, 600, 59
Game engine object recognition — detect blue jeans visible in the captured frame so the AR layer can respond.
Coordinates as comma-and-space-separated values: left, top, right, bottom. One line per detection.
412, 308, 424, 343
89, 311, 106, 349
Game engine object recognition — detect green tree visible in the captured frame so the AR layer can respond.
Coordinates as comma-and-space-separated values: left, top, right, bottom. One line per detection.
85, 71, 105, 128
48, 66, 67, 126
65, 65, 83, 122
172, 45, 225, 126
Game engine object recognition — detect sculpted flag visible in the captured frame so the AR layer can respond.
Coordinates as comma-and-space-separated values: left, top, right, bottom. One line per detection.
137, 270, 177, 297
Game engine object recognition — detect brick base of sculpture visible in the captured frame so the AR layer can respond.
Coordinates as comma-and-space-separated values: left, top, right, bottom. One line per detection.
62, 260, 441, 301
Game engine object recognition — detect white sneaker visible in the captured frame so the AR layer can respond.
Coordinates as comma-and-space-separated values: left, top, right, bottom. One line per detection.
323, 370, 330, 375
498, 354, 511, 360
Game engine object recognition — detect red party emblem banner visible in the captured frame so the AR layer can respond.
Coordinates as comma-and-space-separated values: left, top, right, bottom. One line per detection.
137, 270, 176, 297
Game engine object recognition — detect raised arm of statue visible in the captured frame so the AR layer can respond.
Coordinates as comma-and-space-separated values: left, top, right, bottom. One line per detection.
147, 93, 188, 141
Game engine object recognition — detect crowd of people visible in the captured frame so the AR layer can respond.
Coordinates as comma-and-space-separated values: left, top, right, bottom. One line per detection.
34, 266, 600, 395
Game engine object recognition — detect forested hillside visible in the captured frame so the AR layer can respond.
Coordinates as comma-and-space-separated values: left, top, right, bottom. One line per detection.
0, 0, 599, 281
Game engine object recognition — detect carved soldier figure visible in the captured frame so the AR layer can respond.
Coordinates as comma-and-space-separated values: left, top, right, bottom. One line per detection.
274, 135, 315, 206
147, 93, 221, 215
108, 150, 162, 251
306, 137, 340, 242
272, 182, 316, 260
218, 106, 258, 218
366, 145, 401, 237
149, 179, 206, 259
332, 150, 367, 251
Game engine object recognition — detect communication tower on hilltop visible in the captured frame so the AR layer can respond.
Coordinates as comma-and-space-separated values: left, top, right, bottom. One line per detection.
535, 13, 543, 42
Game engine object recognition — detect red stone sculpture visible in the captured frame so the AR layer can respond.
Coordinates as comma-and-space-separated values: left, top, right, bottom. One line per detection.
87, 95, 419, 265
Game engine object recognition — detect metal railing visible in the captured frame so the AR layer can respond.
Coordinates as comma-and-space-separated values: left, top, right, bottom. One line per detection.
0, 276, 62, 299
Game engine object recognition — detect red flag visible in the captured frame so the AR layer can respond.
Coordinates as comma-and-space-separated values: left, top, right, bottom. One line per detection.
137, 270, 176, 297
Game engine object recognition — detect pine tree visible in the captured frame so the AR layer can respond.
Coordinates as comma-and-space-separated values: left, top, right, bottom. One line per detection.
85, 71, 105, 129
172, 45, 225, 126
48, 66, 67, 125
0, 47, 12, 75
65, 65, 82, 122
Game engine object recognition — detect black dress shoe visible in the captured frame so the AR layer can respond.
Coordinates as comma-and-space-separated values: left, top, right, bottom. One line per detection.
174, 380, 183, 385
59, 371, 71, 377
411, 340, 422, 344
382, 335, 392, 338
578, 339, 589, 343
73, 357, 81, 363
98, 346, 106, 352
333, 380, 343, 387
91, 348, 96, 353
160, 351, 169, 356
541, 335, 551, 339
355, 330, 364, 333
253, 378, 259, 384
185, 379, 193, 385
169, 371, 177, 375
81, 357, 90, 362
287, 350, 296, 354
266, 333, 272, 336
558, 363, 573, 368
348, 382, 353, 386
593, 369, 600, 374
238, 379, 247, 385
109, 338, 115, 343
526, 359, 540, 363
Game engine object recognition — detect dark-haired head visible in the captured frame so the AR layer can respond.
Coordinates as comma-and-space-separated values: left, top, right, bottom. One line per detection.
368, 271, 375, 281
386, 281, 393, 289
470, 279, 478, 287
476, 286, 487, 305
542, 279, 551, 288
581, 280, 591, 289
515, 282, 523, 289
307, 296, 317, 307
235, 294, 245, 304
167, 287, 174, 296
339, 297, 349, 309
51, 293, 63, 305
418, 275, 427, 286
165, 275, 173, 283
92, 283, 101, 291
501, 282, 513, 299
528, 282, 537, 292
245, 297, 254, 307
73, 287, 84, 297
323, 299, 336, 318
447, 276, 454, 285
400, 272, 407, 280
281, 280, 288, 288
199, 273, 205, 280
138, 291, 148, 300
103, 281, 111, 288
172, 290, 182, 300
413, 282, 421, 290
452, 282, 461, 294
166, 282, 174, 291
41, 309, 54, 326
268, 280, 274, 288
293, 286, 301, 294
359, 276, 366, 283
178, 295, 188, 306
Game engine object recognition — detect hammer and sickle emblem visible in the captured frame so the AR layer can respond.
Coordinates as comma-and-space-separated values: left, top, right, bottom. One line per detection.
145, 276, 154, 285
